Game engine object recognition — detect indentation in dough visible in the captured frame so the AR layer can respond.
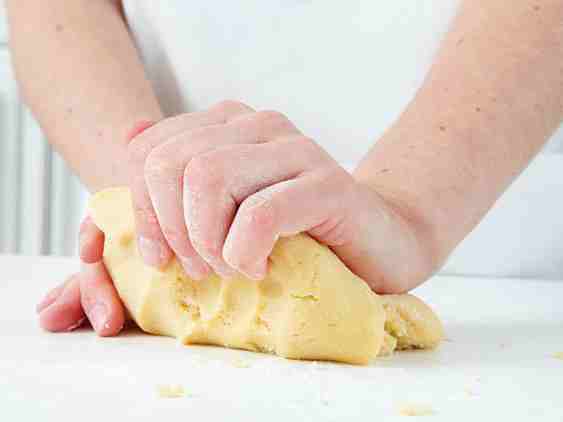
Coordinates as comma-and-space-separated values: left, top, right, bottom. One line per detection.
378, 332, 399, 356
194, 276, 222, 320
174, 276, 200, 320
255, 315, 271, 331
384, 304, 426, 350
179, 302, 201, 320
219, 279, 258, 327
310, 254, 321, 289
290, 293, 319, 302
118, 231, 133, 247
259, 280, 283, 298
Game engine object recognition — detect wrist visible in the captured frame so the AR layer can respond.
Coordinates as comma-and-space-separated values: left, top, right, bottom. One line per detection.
353, 176, 449, 286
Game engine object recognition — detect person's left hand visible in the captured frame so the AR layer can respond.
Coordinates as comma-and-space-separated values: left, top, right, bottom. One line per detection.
37, 216, 126, 336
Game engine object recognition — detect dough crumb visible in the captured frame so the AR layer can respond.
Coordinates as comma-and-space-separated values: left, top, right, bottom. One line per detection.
157, 384, 186, 398
464, 386, 477, 397
398, 403, 435, 416
231, 358, 251, 368
553, 352, 563, 360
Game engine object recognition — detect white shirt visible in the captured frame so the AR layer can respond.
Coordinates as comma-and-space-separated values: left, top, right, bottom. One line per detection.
122, 1, 563, 279
122, 1, 461, 165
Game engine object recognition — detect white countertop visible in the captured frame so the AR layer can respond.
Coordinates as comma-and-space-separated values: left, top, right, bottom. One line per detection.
2, 254, 563, 421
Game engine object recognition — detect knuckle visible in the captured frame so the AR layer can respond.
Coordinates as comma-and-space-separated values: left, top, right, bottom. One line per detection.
211, 99, 251, 117
326, 165, 354, 187
144, 149, 180, 185
254, 110, 289, 126
244, 195, 277, 231
181, 125, 217, 145
299, 136, 319, 150
295, 135, 324, 157
184, 155, 225, 193
251, 110, 296, 138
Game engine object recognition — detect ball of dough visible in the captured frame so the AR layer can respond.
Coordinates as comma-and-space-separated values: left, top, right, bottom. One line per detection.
89, 187, 443, 364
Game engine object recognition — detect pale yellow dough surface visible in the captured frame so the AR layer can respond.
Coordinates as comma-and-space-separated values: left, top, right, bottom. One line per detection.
90, 187, 444, 365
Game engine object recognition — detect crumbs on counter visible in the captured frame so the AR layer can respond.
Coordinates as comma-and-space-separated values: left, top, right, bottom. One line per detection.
464, 386, 479, 397
157, 384, 186, 398
398, 403, 435, 417
231, 358, 251, 368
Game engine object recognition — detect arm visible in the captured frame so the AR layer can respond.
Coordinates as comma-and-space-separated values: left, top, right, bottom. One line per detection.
6, 0, 163, 191
8, 0, 163, 335
355, 0, 563, 267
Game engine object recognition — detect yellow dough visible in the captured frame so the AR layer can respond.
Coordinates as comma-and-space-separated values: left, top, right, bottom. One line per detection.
89, 187, 443, 365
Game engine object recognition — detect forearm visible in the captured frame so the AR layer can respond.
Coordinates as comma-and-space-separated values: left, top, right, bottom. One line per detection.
355, 0, 563, 266
7, 0, 163, 192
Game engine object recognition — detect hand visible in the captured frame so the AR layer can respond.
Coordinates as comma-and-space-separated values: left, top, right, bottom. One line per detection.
133, 100, 434, 290
37, 216, 125, 335
37, 100, 435, 335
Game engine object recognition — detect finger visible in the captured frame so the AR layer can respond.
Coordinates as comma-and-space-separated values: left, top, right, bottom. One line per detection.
80, 261, 126, 336
179, 136, 325, 277
149, 110, 298, 276
143, 103, 259, 277
78, 216, 105, 264
127, 119, 173, 268
128, 101, 254, 270
36, 279, 70, 313
39, 275, 86, 332
223, 167, 355, 280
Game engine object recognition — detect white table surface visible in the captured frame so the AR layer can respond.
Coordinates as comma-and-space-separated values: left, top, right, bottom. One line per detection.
2, 254, 563, 421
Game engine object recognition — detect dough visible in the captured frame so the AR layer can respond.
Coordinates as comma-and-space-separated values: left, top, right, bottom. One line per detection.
89, 187, 443, 365
157, 384, 186, 398
398, 403, 435, 416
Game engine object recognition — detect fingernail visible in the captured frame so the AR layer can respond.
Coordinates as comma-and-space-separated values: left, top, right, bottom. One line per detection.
66, 317, 86, 332
179, 257, 208, 281
87, 303, 109, 333
138, 236, 166, 267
